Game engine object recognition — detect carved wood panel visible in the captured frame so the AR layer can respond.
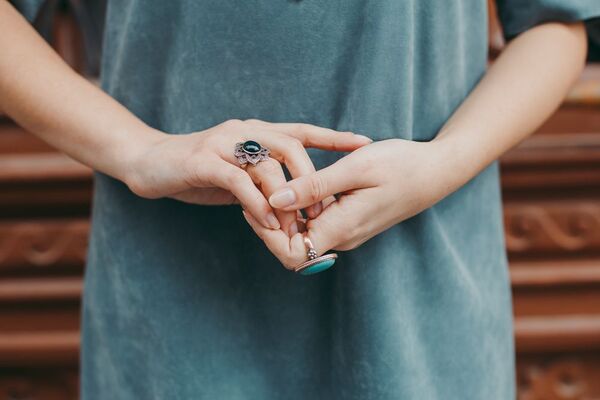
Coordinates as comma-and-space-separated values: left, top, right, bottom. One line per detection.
517, 354, 600, 400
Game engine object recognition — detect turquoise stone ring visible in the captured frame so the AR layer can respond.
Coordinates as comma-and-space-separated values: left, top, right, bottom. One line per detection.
296, 254, 337, 275
294, 237, 338, 275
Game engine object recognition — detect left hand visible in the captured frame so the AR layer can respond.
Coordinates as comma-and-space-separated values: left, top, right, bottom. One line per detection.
242, 138, 460, 270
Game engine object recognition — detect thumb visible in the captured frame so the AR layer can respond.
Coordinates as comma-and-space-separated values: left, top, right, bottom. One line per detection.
268, 155, 368, 211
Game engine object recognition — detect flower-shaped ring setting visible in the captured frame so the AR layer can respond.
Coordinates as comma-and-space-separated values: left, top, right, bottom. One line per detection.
234, 140, 271, 167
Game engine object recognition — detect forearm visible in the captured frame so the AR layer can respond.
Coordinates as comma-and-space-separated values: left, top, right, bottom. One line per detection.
433, 21, 588, 190
0, 1, 162, 183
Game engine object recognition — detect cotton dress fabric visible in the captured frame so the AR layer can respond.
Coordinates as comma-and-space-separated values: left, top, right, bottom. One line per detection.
11, 1, 600, 399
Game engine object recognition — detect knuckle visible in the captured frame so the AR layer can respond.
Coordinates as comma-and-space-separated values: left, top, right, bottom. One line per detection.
221, 119, 244, 130
307, 175, 326, 203
258, 159, 282, 175
288, 138, 306, 153
201, 132, 219, 148
291, 123, 308, 137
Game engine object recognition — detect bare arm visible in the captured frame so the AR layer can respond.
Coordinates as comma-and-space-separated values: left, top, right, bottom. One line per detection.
0, 1, 371, 234
0, 1, 158, 182
244, 22, 589, 269
434, 21, 588, 191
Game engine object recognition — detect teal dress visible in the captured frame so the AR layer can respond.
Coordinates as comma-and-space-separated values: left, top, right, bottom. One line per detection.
12, 1, 600, 399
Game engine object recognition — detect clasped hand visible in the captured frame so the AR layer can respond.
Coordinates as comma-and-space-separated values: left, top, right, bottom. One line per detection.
242, 137, 456, 270
127, 119, 456, 271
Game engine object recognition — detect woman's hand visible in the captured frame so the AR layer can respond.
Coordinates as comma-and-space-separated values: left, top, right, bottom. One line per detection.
124, 118, 372, 236
242, 138, 460, 269
0, 3, 365, 236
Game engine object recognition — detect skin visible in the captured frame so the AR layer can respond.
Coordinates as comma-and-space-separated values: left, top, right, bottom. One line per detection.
243, 21, 589, 270
0, 2, 588, 271
0, 1, 371, 237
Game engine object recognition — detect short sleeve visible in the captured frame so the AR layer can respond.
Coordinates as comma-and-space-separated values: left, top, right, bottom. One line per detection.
496, 0, 600, 40
9, 0, 47, 23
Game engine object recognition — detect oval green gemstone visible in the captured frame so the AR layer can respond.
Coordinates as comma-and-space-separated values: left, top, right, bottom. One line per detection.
242, 140, 262, 154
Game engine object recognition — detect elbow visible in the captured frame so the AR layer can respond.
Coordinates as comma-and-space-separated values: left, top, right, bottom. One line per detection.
559, 21, 588, 79
536, 20, 589, 87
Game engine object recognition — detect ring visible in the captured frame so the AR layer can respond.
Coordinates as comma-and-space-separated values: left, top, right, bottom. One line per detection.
235, 140, 270, 167
294, 236, 338, 275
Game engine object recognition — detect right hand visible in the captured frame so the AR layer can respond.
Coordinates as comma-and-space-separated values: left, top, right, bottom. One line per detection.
125, 118, 372, 236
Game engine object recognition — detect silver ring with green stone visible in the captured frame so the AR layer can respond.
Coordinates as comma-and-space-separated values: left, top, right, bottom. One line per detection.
235, 140, 270, 167
294, 236, 338, 275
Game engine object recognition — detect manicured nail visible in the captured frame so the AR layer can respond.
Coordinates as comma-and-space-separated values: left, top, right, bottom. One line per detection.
269, 188, 296, 208
267, 212, 280, 229
355, 134, 373, 143
289, 222, 299, 236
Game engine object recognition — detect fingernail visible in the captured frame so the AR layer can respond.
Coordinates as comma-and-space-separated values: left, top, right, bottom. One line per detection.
311, 202, 322, 217
267, 212, 280, 229
355, 134, 373, 143
269, 188, 296, 208
289, 222, 299, 236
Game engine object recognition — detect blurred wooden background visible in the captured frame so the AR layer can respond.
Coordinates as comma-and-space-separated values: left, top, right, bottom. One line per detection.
1, 1, 600, 399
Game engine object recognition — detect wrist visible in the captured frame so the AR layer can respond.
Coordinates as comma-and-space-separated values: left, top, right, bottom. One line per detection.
117, 126, 167, 191
426, 133, 482, 200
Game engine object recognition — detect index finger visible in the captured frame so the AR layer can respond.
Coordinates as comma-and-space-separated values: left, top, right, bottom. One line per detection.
245, 120, 372, 152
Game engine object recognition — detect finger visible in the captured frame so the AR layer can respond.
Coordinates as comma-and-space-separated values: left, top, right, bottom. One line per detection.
322, 195, 336, 209
307, 190, 380, 253
242, 210, 306, 270
259, 135, 323, 219
218, 127, 325, 218
245, 159, 298, 237
268, 154, 373, 211
207, 160, 280, 229
303, 200, 355, 256
245, 120, 373, 152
